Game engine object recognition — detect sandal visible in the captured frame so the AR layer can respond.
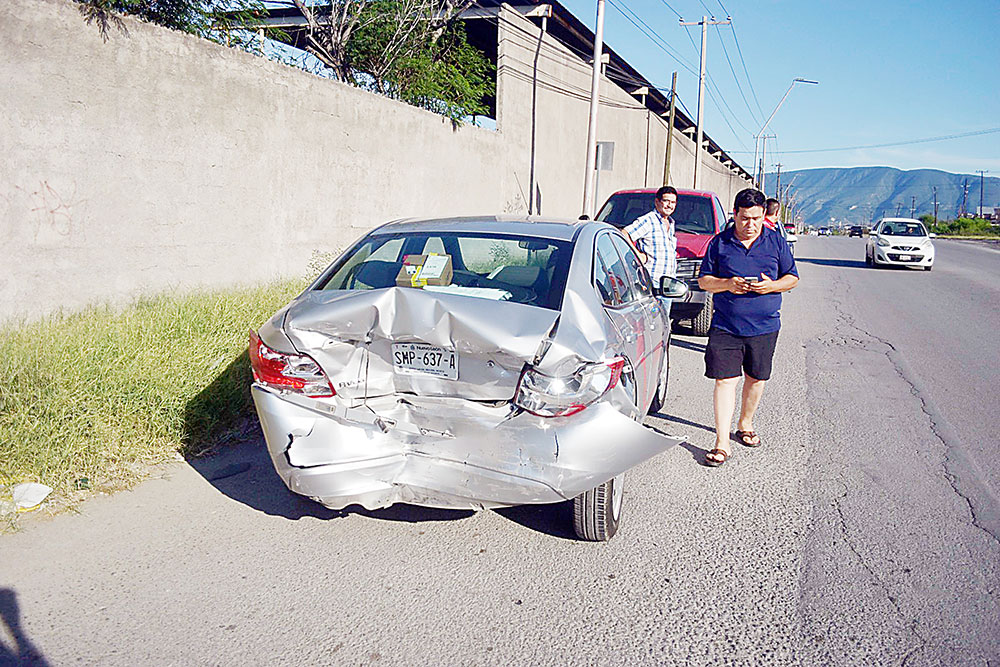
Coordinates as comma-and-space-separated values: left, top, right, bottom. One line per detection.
705, 448, 730, 467
734, 430, 762, 448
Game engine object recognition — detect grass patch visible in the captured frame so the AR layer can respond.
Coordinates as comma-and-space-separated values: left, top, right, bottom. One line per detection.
0, 280, 304, 498
928, 217, 1000, 237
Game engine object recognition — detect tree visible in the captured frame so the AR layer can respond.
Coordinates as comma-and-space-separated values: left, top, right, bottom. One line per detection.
77, 0, 276, 49
281, 0, 493, 120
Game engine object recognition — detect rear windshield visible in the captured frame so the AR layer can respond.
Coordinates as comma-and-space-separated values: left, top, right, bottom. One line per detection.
596, 192, 717, 234
316, 232, 572, 311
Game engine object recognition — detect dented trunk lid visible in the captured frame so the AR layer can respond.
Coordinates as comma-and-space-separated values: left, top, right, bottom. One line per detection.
281, 287, 560, 401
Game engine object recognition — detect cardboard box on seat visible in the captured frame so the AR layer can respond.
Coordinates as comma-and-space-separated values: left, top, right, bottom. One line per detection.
395, 254, 454, 287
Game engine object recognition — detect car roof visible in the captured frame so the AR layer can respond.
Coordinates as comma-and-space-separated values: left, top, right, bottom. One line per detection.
877, 217, 922, 224
608, 188, 718, 198
369, 215, 591, 242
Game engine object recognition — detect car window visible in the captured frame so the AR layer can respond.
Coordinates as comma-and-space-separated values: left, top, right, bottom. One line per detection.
421, 236, 447, 255
368, 237, 404, 261
594, 233, 633, 306
596, 192, 716, 234
673, 195, 716, 234
595, 194, 652, 230
713, 197, 728, 233
894, 223, 927, 237
611, 233, 652, 299
318, 232, 571, 310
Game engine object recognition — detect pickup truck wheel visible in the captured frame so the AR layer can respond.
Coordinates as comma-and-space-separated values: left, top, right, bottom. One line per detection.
691, 292, 713, 336
573, 474, 623, 541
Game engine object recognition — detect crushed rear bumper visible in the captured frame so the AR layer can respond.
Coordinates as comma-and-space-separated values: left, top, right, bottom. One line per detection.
252, 386, 682, 511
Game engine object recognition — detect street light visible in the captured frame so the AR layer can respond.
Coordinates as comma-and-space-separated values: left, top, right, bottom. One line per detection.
753, 77, 818, 188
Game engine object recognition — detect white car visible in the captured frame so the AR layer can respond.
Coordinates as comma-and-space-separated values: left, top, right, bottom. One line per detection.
865, 218, 935, 271
778, 222, 797, 256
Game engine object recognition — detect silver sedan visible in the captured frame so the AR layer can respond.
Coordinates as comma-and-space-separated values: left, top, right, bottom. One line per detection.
249, 216, 687, 540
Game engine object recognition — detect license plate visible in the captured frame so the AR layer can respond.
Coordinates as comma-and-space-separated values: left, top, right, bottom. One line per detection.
898, 254, 910, 261
392, 343, 458, 380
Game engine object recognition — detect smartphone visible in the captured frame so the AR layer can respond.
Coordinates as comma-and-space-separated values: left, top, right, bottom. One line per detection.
743, 276, 760, 283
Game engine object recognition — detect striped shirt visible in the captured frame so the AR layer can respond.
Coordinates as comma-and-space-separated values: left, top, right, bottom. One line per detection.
624, 210, 677, 279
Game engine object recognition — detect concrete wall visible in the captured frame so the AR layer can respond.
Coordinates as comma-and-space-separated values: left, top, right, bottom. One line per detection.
494, 8, 748, 214
0, 0, 749, 323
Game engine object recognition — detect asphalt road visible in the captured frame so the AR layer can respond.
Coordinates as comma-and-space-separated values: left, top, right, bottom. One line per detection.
2, 235, 998, 666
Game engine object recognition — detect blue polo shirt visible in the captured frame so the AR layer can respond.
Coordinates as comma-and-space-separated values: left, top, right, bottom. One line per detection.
699, 226, 798, 336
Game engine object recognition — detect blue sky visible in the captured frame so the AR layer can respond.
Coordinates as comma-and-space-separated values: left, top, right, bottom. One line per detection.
558, 0, 1000, 176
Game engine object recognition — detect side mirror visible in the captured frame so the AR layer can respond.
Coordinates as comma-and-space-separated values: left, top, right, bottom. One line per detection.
929, 233, 937, 238
657, 276, 689, 299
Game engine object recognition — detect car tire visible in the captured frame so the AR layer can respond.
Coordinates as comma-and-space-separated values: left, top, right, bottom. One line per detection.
691, 292, 713, 336
865, 248, 872, 266
925, 265, 932, 271
573, 474, 623, 541
647, 339, 670, 415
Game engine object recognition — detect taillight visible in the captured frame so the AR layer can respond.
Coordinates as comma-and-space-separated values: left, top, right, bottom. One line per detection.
249, 330, 335, 398
514, 358, 626, 417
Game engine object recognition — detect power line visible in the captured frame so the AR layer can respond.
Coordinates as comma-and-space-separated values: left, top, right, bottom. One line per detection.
605, 0, 750, 148
657, 0, 683, 20
679, 23, 754, 138
712, 24, 761, 127
607, 0, 698, 76
730, 127, 1000, 154
724, 21, 764, 120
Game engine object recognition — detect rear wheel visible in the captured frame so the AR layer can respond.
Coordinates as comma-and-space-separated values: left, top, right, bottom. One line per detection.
691, 292, 713, 336
573, 474, 624, 541
648, 339, 670, 415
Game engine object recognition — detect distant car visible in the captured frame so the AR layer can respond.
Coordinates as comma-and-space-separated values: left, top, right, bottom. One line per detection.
250, 216, 688, 541
595, 188, 729, 336
778, 222, 797, 256
865, 217, 935, 270
817, 227, 831, 236
848, 225, 864, 237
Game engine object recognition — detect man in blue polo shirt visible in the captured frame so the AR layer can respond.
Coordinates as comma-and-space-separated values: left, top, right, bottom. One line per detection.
697, 188, 799, 467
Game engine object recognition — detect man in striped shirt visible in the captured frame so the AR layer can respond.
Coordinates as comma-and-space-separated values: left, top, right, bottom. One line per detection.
624, 186, 678, 284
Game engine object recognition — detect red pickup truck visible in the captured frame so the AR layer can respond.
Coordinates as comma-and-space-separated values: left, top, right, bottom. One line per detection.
596, 188, 728, 335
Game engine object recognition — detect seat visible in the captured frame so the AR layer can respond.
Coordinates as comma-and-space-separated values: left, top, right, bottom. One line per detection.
492, 265, 541, 288
351, 260, 403, 289
492, 265, 549, 305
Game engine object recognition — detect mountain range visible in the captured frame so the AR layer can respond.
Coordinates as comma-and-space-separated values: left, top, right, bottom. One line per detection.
762, 167, 1000, 226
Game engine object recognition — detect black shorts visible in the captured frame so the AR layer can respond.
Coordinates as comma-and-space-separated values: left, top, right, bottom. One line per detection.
704, 329, 779, 380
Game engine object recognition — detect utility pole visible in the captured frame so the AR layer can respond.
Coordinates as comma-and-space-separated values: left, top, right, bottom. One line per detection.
895, 202, 903, 216
662, 71, 677, 186
759, 134, 775, 193
932, 186, 938, 224
976, 170, 988, 218
910, 195, 916, 218
960, 179, 969, 218
581, 0, 606, 217
774, 164, 782, 199
679, 14, 730, 189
